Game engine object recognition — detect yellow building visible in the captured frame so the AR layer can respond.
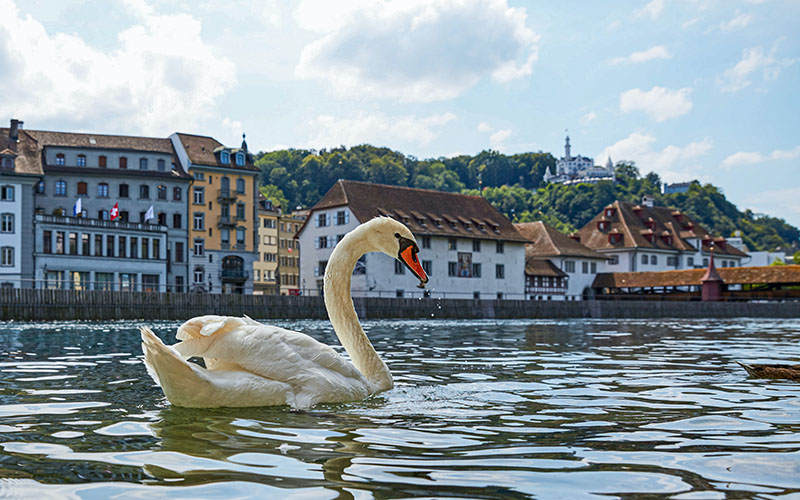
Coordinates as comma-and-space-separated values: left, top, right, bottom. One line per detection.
278, 211, 306, 295
254, 194, 279, 295
170, 133, 259, 294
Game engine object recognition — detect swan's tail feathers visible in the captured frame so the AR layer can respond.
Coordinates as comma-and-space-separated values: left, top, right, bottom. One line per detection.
141, 327, 207, 405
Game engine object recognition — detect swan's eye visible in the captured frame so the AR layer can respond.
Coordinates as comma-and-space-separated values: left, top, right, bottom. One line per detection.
394, 232, 400, 238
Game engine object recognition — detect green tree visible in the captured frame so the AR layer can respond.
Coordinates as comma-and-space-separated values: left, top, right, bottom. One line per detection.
259, 184, 288, 212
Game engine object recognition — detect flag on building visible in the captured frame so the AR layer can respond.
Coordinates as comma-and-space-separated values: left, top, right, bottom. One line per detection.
145, 205, 154, 222
72, 198, 82, 217
110, 202, 119, 221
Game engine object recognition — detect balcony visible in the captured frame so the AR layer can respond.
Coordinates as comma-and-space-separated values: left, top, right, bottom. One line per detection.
217, 215, 237, 228
220, 269, 248, 282
234, 242, 246, 250
217, 188, 237, 203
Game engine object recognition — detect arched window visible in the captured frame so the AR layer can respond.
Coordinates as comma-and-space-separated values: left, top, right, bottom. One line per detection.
236, 227, 246, 245
220, 151, 230, 164
55, 181, 67, 196
235, 152, 245, 166
55, 153, 65, 166
77, 154, 86, 167
97, 183, 109, 198
236, 178, 245, 194
221, 176, 230, 192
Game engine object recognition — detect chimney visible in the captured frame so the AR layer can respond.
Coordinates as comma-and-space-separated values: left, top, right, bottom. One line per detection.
9, 119, 22, 141
642, 194, 655, 208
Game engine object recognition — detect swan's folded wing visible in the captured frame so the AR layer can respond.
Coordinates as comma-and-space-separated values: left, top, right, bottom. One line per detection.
176, 315, 256, 341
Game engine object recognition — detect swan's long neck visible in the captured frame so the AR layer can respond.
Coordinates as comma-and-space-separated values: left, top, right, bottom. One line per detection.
323, 225, 392, 391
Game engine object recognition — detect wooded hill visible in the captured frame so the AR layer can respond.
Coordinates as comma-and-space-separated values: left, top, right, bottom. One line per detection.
254, 145, 799, 252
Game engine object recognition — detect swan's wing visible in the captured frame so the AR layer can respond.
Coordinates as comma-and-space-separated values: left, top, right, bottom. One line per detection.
171, 316, 364, 386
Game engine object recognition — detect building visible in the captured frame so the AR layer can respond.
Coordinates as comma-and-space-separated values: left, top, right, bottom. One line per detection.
17, 124, 190, 291
575, 197, 748, 273
0, 120, 43, 288
278, 210, 305, 295
515, 221, 607, 300
543, 134, 614, 185
253, 195, 279, 295
297, 180, 528, 299
171, 133, 259, 294
663, 182, 692, 194
727, 235, 787, 267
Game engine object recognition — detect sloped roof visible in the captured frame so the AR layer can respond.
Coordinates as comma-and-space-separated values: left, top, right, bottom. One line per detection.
593, 265, 800, 289
173, 133, 258, 172
24, 129, 175, 154
525, 259, 568, 278
515, 221, 606, 260
0, 128, 44, 176
576, 200, 747, 258
305, 180, 528, 242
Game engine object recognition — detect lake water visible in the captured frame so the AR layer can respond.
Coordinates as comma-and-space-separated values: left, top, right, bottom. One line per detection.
0, 318, 799, 499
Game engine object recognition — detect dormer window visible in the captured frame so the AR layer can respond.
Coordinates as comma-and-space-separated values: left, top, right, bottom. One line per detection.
609, 233, 621, 244
220, 151, 230, 164
1, 158, 12, 169
646, 218, 656, 230
236, 152, 245, 166
434, 219, 443, 228
491, 224, 500, 233
597, 220, 609, 231
55, 153, 65, 166
604, 207, 616, 217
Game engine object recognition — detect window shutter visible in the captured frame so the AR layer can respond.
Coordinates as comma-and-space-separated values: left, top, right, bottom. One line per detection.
345, 212, 350, 224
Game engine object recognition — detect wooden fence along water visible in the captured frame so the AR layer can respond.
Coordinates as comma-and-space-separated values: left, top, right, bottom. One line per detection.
1, 288, 799, 321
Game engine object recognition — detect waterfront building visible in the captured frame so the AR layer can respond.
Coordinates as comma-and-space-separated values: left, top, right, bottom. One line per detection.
253, 195, 279, 295
543, 134, 615, 185
278, 210, 305, 295
515, 221, 607, 300
170, 133, 259, 294
15, 123, 190, 291
0, 120, 43, 288
297, 180, 528, 299
575, 197, 748, 273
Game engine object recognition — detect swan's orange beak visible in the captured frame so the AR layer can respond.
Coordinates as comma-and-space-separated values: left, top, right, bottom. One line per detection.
399, 242, 428, 288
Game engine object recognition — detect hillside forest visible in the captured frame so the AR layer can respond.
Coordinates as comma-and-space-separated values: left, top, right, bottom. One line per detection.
254, 145, 799, 253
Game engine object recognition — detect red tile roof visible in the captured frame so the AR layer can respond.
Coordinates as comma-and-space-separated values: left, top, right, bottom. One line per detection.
593, 265, 800, 289
526, 258, 568, 278
0, 128, 44, 176
515, 221, 607, 260
173, 133, 258, 172
305, 180, 528, 242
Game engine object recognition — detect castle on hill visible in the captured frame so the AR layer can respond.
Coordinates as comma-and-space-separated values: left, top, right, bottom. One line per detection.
543, 134, 615, 185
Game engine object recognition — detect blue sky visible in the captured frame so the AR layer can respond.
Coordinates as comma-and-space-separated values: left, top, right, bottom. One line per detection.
2, 0, 799, 228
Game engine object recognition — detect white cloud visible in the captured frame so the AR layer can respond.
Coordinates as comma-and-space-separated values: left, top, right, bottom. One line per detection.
721, 146, 800, 168
597, 132, 712, 183
634, 0, 664, 20
744, 187, 800, 224
304, 111, 456, 149
720, 12, 751, 31
0, 0, 236, 135
610, 45, 671, 65
717, 44, 797, 92
477, 122, 493, 133
619, 86, 693, 122
579, 112, 597, 126
682, 17, 700, 29
294, 0, 540, 102
489, 129, 512, 151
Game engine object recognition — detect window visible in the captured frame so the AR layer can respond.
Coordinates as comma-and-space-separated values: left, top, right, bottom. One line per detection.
641, 254, 648, 265
220, 151, 229, 164
97, 183, 109, 198
141, 237, 149, 259
69, 232, 77, 254
130, 237, 138, 259
591, 262, 597, 273
175, 242, 184, 263
496, 241, 504, 254
564, 260, 575, 273
157, 212, 166, 226
220, 229, 230, 247
118, 236, 126, 257
582, 261, 589, 274
1, 247, 13, 266
173, 187, 182, 201
119, 273, 135, 291
317, 235, 332, 249
473, 291, 481, 299
55, 231, 65, 254
139, 158, 148, 170
667, 256, 677, 267
448, 238, 457, 251
336, 210, 349, 225
43, 231, 52, 254
193, 213, 205, 231
157, 185, 167, 200
423, 260, 432, 275
95, 272, 113, 291
193, 239, 204, 256
55, 153, 65, 166
703, 258, 709, 266
448, 261, 457, 276
157, 159, 165, 171
421, 236, 431, 249
173, 213, 182, 228
106, 235, 114, 257
394, 260, 405, 275
236, 152, 245, 166
193, 186, 204, 205
99, 155, 107, 168
119, 156, 127, 169
472, 262, 482, 278
651, 255, 658, 265
119, 183, 129, 198
236, 228, 245, 246
317, 213, 329, 227
236, 202, 245, 220
0, 213, 13, 233
236, 178, 245, 194
139, 184, 150, 199
81, 233, 90, 255
473, 240, 481, 252
77, 182, 87, 195
35, 181, 45, 194
688, 257, 694, 267
76, 154, 86, 167
54, 182, 66, 196
610, 255, 619, 265
119, 210, 128, 222
495, 263, 505, 279
94, 234, 103, 256
396, 289, 404, 298
193, 172, 204, 181
194, 267, 204, 283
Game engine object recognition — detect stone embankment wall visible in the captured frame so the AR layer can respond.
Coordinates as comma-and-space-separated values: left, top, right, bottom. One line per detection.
1, 289, 798, 321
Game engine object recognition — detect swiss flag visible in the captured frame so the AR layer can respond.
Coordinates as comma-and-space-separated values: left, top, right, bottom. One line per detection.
110, 202, 119, 221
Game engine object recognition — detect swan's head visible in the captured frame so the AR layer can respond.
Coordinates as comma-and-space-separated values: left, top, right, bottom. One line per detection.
363, 217, 429, 287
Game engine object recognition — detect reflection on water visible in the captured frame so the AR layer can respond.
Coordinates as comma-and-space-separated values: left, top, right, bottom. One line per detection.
1, 318, 799, 498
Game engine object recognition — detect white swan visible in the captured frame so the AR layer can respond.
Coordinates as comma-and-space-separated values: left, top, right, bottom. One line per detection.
140, 216, 428, 409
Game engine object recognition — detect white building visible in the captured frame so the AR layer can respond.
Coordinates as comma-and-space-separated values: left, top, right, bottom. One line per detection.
543, 134, 614, 185
576, 198, 748, 272
515, 221, 608, 300
727, 235, 787, 267
297, 180, 529, 299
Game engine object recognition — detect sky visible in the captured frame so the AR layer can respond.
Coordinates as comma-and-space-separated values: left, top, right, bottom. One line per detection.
1, 0, 799, 228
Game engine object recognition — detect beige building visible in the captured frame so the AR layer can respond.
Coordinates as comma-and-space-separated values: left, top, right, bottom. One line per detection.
253, 195, 279, 295
278, 211, 305, 295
